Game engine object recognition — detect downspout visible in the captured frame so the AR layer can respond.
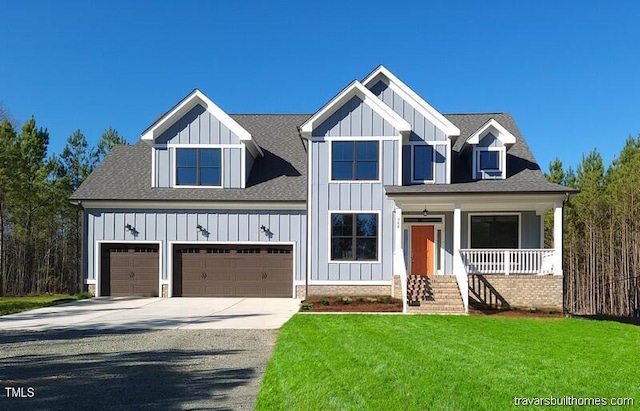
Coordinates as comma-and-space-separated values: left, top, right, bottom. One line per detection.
299, 126, 310, 301
76, 200, 85, 294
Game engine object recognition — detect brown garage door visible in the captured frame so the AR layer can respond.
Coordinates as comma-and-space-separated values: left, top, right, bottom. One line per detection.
173, 245, 292, 297
101, 245, 159, 297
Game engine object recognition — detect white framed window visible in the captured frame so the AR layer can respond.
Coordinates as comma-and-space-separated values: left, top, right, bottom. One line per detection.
329, 212, 379, 262
176, 148, 222, 187
412, 144, 435, 183
330, 140, 380, 182
473, 147, 505, 180
468, 213, 521, 249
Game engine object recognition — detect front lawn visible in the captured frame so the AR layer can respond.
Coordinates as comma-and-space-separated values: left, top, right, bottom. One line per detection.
0, 293, 92, 316
257, 315, 640, 410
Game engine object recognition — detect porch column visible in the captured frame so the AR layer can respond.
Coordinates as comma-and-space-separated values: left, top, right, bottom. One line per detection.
394, 206, 402, 252
553, 201, 563, 276
453, 203, 462, 274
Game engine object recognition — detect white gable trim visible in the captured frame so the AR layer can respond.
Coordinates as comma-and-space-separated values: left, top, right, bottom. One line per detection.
362, 65, 460, 137
465, 118, 517, 147
140, 89, 263, 157
299, 80, 411, 138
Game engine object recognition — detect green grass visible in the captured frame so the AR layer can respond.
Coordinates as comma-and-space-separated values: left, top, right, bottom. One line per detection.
0, 292, 92, 316
257, 315, 640, 410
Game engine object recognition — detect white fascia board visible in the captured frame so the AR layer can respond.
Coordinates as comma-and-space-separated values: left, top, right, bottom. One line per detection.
362, 65, 460, 137
389, 193, 567, 209
299, 80, 410, 138
465, 118, 517, 147
140, 89, 263, 157
80, 200, 306, 210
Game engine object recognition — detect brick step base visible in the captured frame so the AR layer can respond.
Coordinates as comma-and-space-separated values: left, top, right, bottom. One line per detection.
406, 275, 465, 314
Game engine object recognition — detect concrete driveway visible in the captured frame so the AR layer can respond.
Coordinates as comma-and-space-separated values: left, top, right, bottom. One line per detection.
0, 297, 301, 331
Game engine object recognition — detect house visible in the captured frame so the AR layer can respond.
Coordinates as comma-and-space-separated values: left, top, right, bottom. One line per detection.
71, 66, 574, 313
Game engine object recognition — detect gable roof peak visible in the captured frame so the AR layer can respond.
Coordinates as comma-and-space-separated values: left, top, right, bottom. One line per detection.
362, 65, 461, 137
140, 89, 263, 156
299, 80, 411, 138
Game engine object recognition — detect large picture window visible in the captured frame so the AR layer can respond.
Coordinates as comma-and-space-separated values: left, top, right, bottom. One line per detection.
413, 145, 434, 181
332, 141, 378, 180
331, 213, 378, 261
470, 215, 519, 249
176, 148, 221, 186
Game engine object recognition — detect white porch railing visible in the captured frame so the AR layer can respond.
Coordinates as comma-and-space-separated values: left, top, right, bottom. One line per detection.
460, 249, 556, 275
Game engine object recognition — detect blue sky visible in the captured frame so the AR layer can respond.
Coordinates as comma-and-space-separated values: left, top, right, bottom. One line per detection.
1, 1, 638, 172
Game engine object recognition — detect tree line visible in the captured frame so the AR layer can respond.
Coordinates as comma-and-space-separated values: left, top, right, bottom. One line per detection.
546, 136, 640, 317
0, 112, 125, 296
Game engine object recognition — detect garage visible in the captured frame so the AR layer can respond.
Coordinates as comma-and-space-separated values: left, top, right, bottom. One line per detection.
173, 245, 293, 297
100, 244, 160, 297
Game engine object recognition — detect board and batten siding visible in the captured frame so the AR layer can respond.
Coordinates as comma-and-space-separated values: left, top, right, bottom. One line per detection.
313, 95, 398, 137
369, 80, 447, 142
84, 209, 307, 283
461, 211, 541, 249
155, 104, 242, 145
478, 132, 504, 148
309, 135, 399, 282
154, 146, 243, 188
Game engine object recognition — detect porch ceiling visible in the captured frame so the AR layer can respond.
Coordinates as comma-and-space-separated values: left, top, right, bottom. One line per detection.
392, 192, 566, 213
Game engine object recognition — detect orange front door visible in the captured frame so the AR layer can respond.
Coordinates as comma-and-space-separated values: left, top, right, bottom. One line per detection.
411, 225, 435, 276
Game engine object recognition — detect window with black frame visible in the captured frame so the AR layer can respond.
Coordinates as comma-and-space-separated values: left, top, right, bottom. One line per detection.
331, 141, 378, 180
176, 148, 221, 186
470, 215, 519, 249
331, 213, 378, 260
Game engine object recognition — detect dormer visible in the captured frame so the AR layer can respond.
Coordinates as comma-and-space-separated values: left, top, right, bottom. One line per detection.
463, 118, 516, 180
142, 89, 263, 189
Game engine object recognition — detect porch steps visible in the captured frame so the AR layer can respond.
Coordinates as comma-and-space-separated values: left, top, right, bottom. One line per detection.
407, 275, 465, 314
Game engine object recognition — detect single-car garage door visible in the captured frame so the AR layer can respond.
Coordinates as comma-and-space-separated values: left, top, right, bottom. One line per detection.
173, 245, 293, 297
100, 244, 159, 297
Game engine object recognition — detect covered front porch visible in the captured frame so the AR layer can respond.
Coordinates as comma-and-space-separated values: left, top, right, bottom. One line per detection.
390, 193, 566, 313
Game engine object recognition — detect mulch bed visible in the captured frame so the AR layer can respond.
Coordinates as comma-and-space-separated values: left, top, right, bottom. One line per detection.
301, 296, 403, 312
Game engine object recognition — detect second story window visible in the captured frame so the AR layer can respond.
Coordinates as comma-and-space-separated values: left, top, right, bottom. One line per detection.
479, 150, 499, 171
332, 141, 378, 181
413, 145, 434, 182
176, 148, 221, 186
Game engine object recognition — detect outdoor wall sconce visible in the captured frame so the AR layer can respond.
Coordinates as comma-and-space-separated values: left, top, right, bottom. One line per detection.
125, 224, 134, 231
422, 208, 429, 217
197, 224, 206, 233
260, 225, 268, 233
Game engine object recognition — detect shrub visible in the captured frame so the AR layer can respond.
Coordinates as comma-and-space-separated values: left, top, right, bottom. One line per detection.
527, 307, 537, 313
357, 297, 365, 302
300, 301, 313, 311
320, 297, 331, 306
338, 296, 352, 305
365, 297, 378, 303
549, 309, 559, 314
380, 296, 392, 304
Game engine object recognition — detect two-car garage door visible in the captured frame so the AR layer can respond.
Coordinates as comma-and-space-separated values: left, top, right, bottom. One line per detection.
100, 243, 293, 297
173, 245, 293, 297
100, 244, 293, 297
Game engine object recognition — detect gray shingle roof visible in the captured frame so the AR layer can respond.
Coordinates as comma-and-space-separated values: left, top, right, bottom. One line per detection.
386, 113, 576, 195
71, 112, 574, 202
70, 114, 311, 202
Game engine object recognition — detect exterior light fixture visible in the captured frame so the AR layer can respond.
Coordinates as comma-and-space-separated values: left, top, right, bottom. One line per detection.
260, 225, 268, 233
197, 224, 205, 232
422, 208, 428, 217
125, 224, 134, 231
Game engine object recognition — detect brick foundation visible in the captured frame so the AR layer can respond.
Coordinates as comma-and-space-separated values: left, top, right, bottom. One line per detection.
468, 274, 563, 310
392, 275, 402, 299
296, 284, 392, 299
